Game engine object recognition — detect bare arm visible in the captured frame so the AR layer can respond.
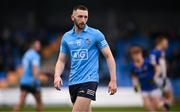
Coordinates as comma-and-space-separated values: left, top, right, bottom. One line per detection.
132, 75, 139, 87
149, 54, 162, 79
54, 53, 67, 90
32, 65, 39, 80
54, 53, 66, 78
153, 64, 163, 88
151, 62, 164, 86
131, 75, 140, 92
101, 47, 116, 81
159, 58, 167, 78
101, 47, 117, 95
154, 64, 161, 78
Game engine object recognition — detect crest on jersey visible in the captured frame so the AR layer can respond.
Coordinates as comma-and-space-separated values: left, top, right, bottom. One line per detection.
85, 38, 91, 45
76, 40, 82, 46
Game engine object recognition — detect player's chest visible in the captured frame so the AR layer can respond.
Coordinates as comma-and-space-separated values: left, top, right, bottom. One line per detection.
66, 35, 96, 61
67, 36, 95, 50
135, 65, 149, 78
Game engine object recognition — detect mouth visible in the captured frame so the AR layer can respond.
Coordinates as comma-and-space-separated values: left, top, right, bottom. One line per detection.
80, 23, 85, 26
78, 23, 85, 28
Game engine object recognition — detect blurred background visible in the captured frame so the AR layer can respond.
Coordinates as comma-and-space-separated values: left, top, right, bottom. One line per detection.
0, 0, 180, 111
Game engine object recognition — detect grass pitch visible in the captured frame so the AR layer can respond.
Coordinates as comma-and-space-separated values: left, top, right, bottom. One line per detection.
0, 105, 180, 112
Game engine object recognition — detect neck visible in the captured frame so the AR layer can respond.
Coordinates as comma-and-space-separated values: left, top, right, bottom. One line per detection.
156, 45, 162, 50
74, 25, 84, 34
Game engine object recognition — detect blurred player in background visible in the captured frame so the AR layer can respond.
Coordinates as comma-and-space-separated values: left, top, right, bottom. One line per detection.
130, 46, 168, 112
13, 40, 43, 112
149, 36, 173, 109
54, 5, 117, 112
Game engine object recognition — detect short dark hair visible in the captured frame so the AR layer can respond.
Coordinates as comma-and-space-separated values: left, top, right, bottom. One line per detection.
155, 35, 167, 45
130, 46, 142, 55
73, 5, 88, 11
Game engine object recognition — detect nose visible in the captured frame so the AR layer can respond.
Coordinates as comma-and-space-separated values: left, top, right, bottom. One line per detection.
81, 17, 86, 23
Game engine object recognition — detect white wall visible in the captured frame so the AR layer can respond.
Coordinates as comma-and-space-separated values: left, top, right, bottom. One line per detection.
0, 87, 143, 107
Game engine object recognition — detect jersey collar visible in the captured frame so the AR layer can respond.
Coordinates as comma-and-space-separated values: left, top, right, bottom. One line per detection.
70, 25, 89, 34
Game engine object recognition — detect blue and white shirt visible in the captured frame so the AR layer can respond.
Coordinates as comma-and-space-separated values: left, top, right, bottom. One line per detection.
149, 49, 165, 65
20, 49, 41, 87
60, 25, 108, 85
130, 59, 157, 91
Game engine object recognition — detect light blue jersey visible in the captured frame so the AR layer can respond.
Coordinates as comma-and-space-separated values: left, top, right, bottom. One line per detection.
60, 25, 108, 85
20, 49, 41, 87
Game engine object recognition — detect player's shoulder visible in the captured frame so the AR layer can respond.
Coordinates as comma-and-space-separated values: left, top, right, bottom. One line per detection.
62, 31, 71, 40
87, 26, 104, 36
87, 26, 98, 32
61, 27, 75, 40
150, 49, 160, 55
26, 49, 39, 59
144, 58, 154, 67
144, 58, 150, 64
24, 49, 33, 56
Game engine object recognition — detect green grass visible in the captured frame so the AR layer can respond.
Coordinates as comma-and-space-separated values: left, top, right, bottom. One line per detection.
0, 105, 180, 112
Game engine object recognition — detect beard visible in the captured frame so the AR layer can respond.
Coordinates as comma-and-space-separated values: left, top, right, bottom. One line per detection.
74, 19, 86, 30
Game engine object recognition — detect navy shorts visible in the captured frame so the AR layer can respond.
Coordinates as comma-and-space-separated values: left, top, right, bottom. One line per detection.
20, 84, 40, 94
69, 82, 98, 103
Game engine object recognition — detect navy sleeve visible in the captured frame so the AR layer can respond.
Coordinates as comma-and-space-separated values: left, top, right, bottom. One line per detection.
149, 51, 160, 65
130, 64, 137, 77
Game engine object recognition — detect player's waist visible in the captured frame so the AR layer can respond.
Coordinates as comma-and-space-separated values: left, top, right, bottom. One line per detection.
70, 68, 99, 75
68, 79, 99, 86
68, 73, 99, 85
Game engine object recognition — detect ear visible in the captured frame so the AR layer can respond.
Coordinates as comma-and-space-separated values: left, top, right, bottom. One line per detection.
71, 15, 74, 22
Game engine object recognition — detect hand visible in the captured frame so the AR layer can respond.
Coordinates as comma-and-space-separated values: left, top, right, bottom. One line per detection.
154, 76, 163, 87
108, 80, 117, 95
54, 75, 63, 91
134, 85, 140, 93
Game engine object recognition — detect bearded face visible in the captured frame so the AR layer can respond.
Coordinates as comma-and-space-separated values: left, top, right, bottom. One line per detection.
71, 9, 88, 30
74, 17, 86, 29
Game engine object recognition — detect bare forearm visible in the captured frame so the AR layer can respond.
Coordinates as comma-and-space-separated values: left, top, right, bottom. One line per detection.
101, 47, 117, 95
54, 60, 65, 78
33, 66, 39, 79
132, 76, 139, 87
154, 65, 161, 78
106, 55, 116, 81
159, 59, 167, 77
54, 53, 66, 90
132, 76, 140, 92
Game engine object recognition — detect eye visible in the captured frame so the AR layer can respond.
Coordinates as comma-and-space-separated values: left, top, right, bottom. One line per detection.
84, 16, 88, 19
78, 15, 83, 18
77, 15, 88, 19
